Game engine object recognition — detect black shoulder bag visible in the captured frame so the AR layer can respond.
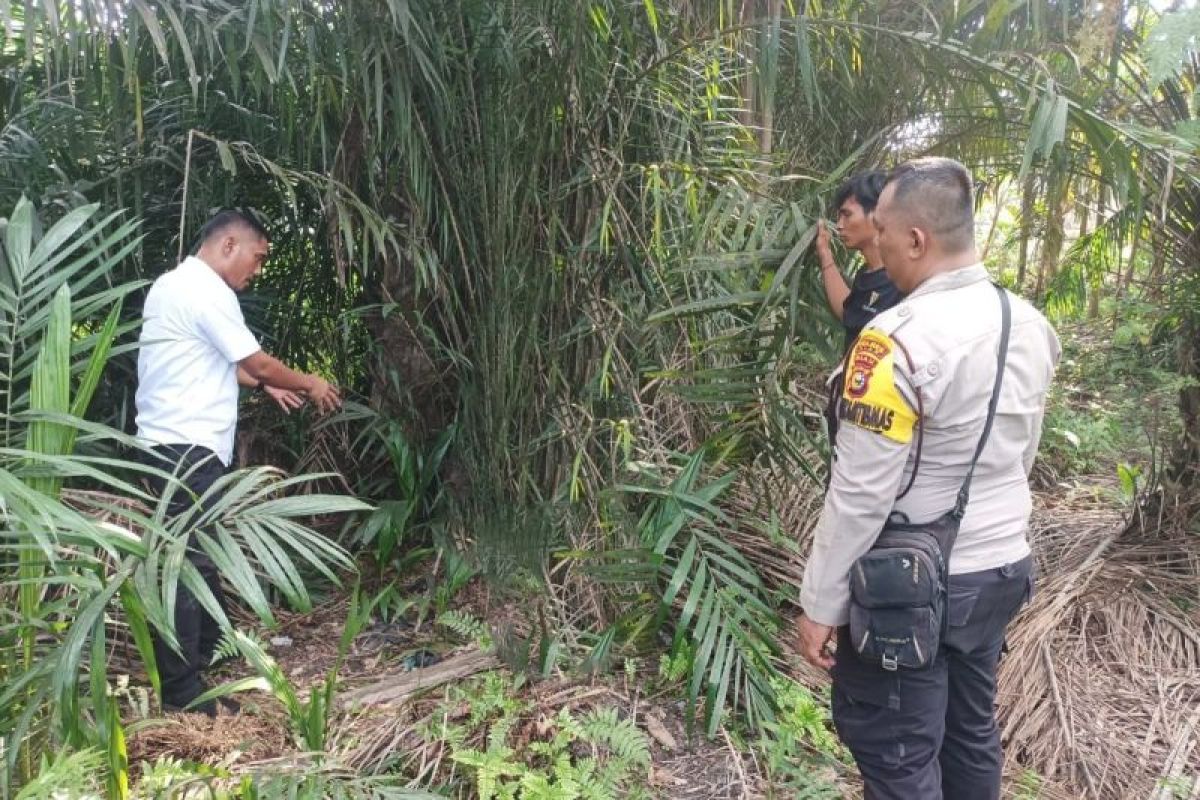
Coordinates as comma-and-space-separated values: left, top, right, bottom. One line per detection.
848, 284, 1011, 671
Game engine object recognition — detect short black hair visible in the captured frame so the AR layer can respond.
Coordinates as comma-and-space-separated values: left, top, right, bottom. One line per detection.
884, 157, 975, 253
831, 171, 888, 215
195, 209, 269, 248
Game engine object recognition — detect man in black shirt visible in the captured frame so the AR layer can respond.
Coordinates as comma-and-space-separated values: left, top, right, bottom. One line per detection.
816, 171, 905, 457
815, 171, 904, 348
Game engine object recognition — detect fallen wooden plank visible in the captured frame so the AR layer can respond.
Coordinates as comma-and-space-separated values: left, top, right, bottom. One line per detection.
339, 649, 500, 708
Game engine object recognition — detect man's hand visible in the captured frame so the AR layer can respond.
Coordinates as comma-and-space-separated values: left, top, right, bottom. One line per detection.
797, 614, 836, 670
263, 385, 305, 414
815, 222, 835, 269
304, 375, 342, 414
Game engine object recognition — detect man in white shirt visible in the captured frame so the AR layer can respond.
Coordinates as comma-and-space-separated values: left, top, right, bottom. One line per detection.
797, 159, 1059, 799
136, 209, 341, 714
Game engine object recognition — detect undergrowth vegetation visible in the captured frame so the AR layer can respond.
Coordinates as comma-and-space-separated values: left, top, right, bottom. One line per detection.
2, 0, 1200, 797
1039, 305, 1188, 485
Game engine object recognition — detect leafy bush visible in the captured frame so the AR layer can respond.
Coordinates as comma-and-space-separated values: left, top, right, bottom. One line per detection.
754, 678, 847, 798
1038, 310, 1187, 482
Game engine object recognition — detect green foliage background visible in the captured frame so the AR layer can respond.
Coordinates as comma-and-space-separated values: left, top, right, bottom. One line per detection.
2, 0, 1200, 795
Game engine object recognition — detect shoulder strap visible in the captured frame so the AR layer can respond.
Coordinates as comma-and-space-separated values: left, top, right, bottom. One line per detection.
950, 283, 1011, 520
891, 334, 922, 500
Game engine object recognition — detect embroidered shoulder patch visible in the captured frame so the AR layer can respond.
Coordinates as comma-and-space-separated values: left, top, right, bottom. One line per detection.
838, 331, 917, 444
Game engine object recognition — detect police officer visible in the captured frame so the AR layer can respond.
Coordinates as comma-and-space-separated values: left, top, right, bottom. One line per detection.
815, 170, 904, 349
796, 158, 1060, 799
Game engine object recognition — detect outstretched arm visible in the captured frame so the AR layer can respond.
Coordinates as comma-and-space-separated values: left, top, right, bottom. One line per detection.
816, 223, 851, 320
238, 350, 342, 413
236, 365, 306, 414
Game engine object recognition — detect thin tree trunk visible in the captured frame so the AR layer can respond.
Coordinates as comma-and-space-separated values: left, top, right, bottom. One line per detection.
1030, 239, 1043, 298
1077, 184, 1092, 239
980, 178, 1006, 263
1017, 172, 1037, 292
1076, 190, 1103, 319
739, 0, 759, 137
1035, 171, 1069, 302
1147, 241, 1168, 301
1111, 220, 1143, 331
758, 0, 782, 154
1087, 284, 1101, 318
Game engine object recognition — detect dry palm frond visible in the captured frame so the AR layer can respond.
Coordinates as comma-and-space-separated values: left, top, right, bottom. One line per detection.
127, 707, 292, 765
61, 488, 151, 519
721, 467, 823, 607
1000, 495, 1200, 799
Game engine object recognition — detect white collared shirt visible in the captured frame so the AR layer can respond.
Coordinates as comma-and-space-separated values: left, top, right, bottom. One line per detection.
135, 256, 261, 465
801, 264, 1061, 626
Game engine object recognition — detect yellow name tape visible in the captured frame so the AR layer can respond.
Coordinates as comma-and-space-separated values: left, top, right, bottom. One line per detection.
839, 331, 917, 444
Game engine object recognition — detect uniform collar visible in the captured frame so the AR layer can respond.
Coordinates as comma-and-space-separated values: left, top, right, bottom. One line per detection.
907, 263, 989, 299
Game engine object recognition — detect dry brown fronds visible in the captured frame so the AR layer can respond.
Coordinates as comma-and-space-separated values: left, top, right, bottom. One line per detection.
725, 466, 823, 606
61, 487, 150, 524
339, 648, 500, 708
1000, 490, 1200, 799
127, 706, 291, 766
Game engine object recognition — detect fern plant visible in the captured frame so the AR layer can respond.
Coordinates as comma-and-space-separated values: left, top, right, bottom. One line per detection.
576, 708, 651, 769
437, 609, 493, 649
435, 675, 652, 800
755, 678, 847, 799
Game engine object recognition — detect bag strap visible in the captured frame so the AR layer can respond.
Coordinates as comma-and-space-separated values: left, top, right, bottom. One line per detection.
950, 283, 1011, 520
890, 334, 922, 500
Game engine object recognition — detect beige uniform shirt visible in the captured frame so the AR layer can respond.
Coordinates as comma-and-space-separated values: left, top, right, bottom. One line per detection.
800, 264, 1060, 626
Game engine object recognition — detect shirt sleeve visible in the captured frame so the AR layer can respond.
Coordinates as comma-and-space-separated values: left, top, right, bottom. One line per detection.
1023, 406, 1045, 476
800, 329, 917, 626
1023, 322, 1062, 475
194, 294, 261, 364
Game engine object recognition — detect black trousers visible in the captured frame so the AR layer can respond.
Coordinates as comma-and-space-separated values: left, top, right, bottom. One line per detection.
830, 556, 1034, 800
143, 444, 229, 707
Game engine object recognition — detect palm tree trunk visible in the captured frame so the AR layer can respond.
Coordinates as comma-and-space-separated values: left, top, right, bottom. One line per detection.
1175, 311, 1200, 489
1169, 196, 1200, 493
758, 0, 783, 154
